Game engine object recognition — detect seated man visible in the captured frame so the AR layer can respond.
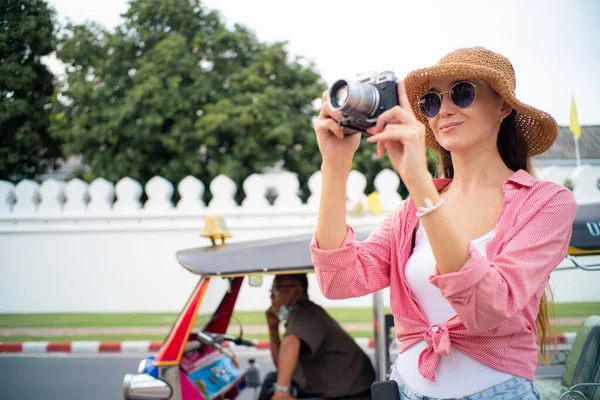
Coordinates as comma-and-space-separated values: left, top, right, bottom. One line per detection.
258, 273, 375, 400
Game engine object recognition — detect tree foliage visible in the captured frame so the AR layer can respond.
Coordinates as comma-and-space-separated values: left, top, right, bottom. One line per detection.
51, 0, 326, 201
0, 0, 62, 180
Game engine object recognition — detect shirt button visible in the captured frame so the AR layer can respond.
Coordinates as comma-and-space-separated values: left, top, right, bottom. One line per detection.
431, 326, 439, 332
505, 184, 513, 190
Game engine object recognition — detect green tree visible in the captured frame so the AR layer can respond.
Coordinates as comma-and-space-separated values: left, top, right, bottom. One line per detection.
0, 0, 62, 180
51, 0, 325, 201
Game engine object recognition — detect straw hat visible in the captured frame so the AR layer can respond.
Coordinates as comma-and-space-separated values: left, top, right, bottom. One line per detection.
404, 47, 558, 156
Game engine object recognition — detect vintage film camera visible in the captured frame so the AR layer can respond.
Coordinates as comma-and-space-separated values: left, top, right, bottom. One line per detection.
327, 71, 399, 135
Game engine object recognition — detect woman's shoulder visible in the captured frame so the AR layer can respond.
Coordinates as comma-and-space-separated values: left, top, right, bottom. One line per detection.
508, 169, 574, 201
530, 178, 576, 202
522, 178, 577, 215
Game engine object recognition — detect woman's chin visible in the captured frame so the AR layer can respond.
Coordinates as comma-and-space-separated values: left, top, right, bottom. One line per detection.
436, 138, 465, 153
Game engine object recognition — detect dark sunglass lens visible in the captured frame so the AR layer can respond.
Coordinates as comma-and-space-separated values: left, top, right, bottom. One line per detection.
451, 82, 476, 108
419, 93, 441, 118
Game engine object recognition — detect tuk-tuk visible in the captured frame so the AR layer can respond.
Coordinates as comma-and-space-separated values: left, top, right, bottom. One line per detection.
561, 202, 600, 271
122, 203, 600, 400
534, 202, 600, 400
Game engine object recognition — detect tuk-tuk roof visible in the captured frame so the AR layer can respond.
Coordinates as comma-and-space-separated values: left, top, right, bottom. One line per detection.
177, 201, 600, 277
176, 230, 373, 277
570, 202, 600, 255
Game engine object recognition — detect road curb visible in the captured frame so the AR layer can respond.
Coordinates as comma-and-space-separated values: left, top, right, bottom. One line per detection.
0, 333, 575, 354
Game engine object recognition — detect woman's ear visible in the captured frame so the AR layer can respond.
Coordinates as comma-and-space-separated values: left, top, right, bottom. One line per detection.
500, 100, 513, 121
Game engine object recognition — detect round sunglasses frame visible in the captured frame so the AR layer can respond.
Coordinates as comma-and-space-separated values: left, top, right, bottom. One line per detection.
269, 283, 300, 295
418, 81, 479, 119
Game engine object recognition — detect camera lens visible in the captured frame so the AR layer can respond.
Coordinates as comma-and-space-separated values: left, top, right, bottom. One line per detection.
328, 79, 379, 119
336, 85, 349, 106
329, 80, 349, 109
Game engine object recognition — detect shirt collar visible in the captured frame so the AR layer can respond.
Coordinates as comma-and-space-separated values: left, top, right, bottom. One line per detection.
431, 169, 536, 190
505, 169, 537, 187
431, 178, 453, 191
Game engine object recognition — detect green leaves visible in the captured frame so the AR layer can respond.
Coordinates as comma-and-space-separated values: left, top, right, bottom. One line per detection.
0, 0, 62, 180
51, 0, 325, 202
1, 0, 438, 201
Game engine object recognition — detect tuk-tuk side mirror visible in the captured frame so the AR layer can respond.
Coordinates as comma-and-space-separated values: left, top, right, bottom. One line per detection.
248, 275, 263, 287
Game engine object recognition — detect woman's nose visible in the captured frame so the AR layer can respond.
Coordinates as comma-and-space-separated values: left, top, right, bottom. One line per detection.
438, 93, 457, 117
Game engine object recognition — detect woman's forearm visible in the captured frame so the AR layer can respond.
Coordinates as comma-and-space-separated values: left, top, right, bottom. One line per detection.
315, 161, 352, 250
407, 178, 469, 274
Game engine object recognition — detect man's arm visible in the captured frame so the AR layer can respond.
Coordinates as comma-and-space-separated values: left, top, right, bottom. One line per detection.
268, 323, 281, 368
276, 334, 301, 387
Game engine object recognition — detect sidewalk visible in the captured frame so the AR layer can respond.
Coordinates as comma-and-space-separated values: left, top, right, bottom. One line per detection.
0, 319, 582, 354
0, 333, 577, 354
0, 318, 586, 337
0, 322, 371, 337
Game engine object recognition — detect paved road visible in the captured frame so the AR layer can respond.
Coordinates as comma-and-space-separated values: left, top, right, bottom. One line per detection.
0, 352, 275, 400
0, 351, 563, 400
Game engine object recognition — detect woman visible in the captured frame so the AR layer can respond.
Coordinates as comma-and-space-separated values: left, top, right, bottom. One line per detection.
310, 47, 577, 399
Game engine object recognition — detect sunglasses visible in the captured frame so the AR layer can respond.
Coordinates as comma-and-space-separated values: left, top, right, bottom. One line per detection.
418, 81, 477, 119
270, 284, 299, 294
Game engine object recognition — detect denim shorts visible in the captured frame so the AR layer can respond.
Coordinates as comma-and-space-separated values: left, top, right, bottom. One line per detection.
389, 367, 541, 400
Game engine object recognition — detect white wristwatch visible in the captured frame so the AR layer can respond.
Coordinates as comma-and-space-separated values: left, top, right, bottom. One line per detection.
273, 383, 291, 393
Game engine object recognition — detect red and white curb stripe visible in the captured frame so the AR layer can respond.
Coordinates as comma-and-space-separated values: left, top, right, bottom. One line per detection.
0, 333, 575, 354
0, 341, 164, 354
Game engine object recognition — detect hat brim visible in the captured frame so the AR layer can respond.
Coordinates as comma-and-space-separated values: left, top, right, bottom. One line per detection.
404, 62, 558, 156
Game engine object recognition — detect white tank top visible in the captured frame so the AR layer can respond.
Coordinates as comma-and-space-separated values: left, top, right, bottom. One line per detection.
394, 221, 515, 398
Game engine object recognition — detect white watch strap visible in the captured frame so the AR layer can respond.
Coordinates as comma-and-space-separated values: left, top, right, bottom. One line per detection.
415, 197, 445, 217
273, 384, 290, 392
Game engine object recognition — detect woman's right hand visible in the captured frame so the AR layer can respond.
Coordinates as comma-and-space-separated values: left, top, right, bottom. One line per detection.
313, 90, 361, 170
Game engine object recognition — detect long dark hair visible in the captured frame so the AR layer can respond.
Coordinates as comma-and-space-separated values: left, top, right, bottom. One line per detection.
434, 109, 556, 363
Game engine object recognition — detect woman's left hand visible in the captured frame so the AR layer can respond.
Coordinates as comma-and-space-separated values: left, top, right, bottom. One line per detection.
366, 80, 431, 188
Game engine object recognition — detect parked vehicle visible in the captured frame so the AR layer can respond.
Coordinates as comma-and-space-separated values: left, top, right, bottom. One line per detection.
534, 202, 600, 400
123, 203, 600, 400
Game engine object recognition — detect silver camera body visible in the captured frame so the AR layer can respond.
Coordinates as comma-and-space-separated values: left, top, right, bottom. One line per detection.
327, 71, 399, 135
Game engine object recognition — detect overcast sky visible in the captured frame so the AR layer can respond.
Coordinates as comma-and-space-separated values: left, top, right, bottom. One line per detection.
46, 0, 600, 126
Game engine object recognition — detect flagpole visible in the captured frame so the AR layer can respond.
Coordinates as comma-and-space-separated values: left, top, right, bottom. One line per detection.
574, 136, 581, 166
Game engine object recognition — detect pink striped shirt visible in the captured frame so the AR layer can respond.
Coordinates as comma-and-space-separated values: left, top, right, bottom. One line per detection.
310, 169, 577, 382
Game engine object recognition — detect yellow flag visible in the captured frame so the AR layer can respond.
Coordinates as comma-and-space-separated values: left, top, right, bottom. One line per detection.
570, 96, 581, 140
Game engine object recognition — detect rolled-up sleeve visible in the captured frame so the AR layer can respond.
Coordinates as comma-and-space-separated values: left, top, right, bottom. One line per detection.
310, 225, 360, 272
310, 208, 398, 299
429, 188, 577, 332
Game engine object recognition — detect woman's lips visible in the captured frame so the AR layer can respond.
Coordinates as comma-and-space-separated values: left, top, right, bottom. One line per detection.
440, 122, 463, 133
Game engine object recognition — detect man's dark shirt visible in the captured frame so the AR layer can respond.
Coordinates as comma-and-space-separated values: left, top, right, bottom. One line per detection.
283, 299, 375, 398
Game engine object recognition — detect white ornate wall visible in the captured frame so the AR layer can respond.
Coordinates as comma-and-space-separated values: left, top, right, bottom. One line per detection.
1, 165, 599, 313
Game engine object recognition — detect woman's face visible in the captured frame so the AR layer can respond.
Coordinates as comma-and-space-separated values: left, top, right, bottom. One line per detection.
425, 79, 511, 154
